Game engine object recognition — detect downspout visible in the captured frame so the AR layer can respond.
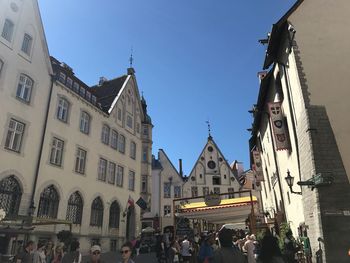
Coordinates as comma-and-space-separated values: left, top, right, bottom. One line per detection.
29, 74, 55, 215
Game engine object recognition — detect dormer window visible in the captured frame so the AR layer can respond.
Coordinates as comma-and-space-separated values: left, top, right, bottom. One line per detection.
58, 72, 66, 83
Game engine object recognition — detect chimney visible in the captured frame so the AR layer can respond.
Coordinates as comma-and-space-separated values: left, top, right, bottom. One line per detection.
99, 77, 108, 86
179, 159, 183, 177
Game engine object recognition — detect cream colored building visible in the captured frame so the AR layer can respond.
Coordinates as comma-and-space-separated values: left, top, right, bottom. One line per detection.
250, 1, 350, 262
0, 0, 152, 254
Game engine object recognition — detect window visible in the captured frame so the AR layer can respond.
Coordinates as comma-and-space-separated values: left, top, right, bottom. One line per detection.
118, 134, 125, 153
130, 141, 136, 159
164, 205, 171, 216
16, 74, 33, 102
164, 183, 171, 198
5, 119, 24, 152
21, 34, 33, 55
50, 137, 64, 166
1, 19, 14, 42
98, 158, 107, 181
101, 124, 110, 144
117, 108, 122, 121
109, 201, 120, 228
213, 187, 220, 194
0, 176, 22, 218
66, 191, 83, 224
143, 126, 148, 136
57, 97, 69, 122
191, 187, 198, 197
116, 166, 124, 187
37, 185, 59, 219
142, 147, 148, 162
80, 111, 90, 134
73, 82, 79, 92
110, 240, 117, 252
66, 77, 73, 88
212, 176, 221, 185
79, 87, 85, 97
0, 59, 3, 77
91, 95, 97, 105
141, 175, 147, 193
136, 123, 140, 133
174, 186, 181, 198
75, 148, 86, 174
86, 90, 91, 101
90, 197, 103, 227
228, 188, 235, 198
202, 187, 209, 196
126, 115, 133, 128
58, 72, 66, 83
128, 170, 135, 191
111, 130, 118, 149
108, 162, 116, 184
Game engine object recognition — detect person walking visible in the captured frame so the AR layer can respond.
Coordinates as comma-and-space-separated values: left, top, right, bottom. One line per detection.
119, 242, 135, 263
45, 241, 54, 263
33, 241, 47, 263
198, 234, 214, 263
212, 228, 246, 263
61, 240, 82, 263
53, 244, 64, 263
86, 245, 104, 263
16, 240, 35, 263
257, 232, 284, 263
180, 236, 192, 263
244, 235, 256, 263
283, 230, 297, 263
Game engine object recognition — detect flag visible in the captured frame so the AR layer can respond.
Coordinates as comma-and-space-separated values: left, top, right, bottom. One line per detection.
136, 197, 148, 210
128, 195, 134, 207
268, 102, 290, 150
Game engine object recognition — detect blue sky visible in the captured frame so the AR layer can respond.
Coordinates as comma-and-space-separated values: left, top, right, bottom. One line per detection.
38, 0, 295, 175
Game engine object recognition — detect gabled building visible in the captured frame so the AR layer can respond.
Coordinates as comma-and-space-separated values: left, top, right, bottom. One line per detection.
183, 135, 241, 199
0, 0, 153, 254
151, 149, 185, 231
250, 0, 350, 262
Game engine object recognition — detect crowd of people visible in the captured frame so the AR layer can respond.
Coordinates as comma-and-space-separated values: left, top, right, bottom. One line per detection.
154, 228, 304, 263
13, 240, 134, 263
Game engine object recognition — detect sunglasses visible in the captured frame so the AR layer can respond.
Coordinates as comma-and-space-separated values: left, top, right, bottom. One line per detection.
120, 250, 130, 254
92, 251, 101, 255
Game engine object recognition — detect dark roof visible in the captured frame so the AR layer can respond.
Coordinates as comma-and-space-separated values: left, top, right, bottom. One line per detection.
263, 0, 304, 70
90, 75, 128, 113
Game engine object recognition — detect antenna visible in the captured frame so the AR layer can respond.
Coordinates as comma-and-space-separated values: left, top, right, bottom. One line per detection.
206, 120, 211, 138
129, 46, 134, 68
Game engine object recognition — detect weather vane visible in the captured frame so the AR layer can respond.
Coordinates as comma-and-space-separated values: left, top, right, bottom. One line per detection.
206, 120, 211, 137
129, 46, 134, 67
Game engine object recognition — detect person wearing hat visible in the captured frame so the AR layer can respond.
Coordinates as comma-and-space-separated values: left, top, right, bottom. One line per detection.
212, 228, 245, 263
87, 245, 104, 263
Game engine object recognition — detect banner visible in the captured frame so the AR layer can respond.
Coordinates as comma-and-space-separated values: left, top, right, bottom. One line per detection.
252, 150, 264, 182
268, 102, 290, 150
136, 197, 147, 210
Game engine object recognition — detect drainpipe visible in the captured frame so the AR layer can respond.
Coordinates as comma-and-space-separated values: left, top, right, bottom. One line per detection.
29, 74, 55, 216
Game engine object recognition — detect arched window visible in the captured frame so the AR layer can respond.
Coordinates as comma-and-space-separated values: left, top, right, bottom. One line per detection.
80, 111, 90, 134
0, 176, 22, 218
109, 201, 120, 228
37, 185, 59, 219
16, 74, 33, 102
66, 191, 83, 224
1, 19, 14, 42
90, 197, 103, 227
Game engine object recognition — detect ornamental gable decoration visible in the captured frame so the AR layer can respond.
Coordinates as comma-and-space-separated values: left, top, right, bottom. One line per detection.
268, 102, 290, 150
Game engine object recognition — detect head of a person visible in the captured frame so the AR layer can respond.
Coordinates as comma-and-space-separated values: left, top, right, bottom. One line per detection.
25, 240, 35, 252
46, 241, 53, 249
183, 235, 188, 240
37, 241, 46, 251
120, 242, 133, 260
70, 240, 80, 252
90, 245, 101, 261
218, 228, 233, 247
55, 244, 63, 254
259, 234, 282, 262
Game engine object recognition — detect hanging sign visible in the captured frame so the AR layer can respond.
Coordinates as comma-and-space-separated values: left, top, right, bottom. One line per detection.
252, 150, 264, 182
268, 102, 290, 150
204, 194, 221, 206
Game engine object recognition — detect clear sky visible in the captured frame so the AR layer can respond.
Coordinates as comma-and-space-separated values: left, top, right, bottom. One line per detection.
38, 0, 295, 175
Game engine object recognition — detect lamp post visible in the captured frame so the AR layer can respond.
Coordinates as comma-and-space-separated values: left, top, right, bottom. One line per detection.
285, 170, 302, 195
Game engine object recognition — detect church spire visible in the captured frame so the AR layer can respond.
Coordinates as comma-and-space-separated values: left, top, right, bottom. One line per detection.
206, 120, 212, 140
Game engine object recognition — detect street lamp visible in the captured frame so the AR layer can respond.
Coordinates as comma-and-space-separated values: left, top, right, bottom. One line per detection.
285, 170, 302, 195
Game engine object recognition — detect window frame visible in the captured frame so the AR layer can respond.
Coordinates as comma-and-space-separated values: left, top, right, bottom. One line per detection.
90, 197, 104, 227
79, 111, 90, 134
98, 158, 107, 182
116, 166, 124, 187
16, 74, 33, 103
50, 137, 64, 166
57, 97, 69, 123
75, 148, 86, 174
130, 141, 136, 159
118, 134, 125, 153
1, 19, 14, 42
164, 205, 171, 216
66, 191, 83, 224
128, 170, 135, 191
164, 182, 171, 198
21, 33, 33, 56
110, 130, 118, 149
101, 124, 110, 145
174, 186, 181, 198
107, 162, 116, 185
5, 119, 25, 152
141, 175, 148, 193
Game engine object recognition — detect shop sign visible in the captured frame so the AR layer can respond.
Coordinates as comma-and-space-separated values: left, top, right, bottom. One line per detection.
204, 194, 221, 206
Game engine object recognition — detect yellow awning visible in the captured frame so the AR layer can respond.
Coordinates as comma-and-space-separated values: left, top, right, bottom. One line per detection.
180, 196, 258, 210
